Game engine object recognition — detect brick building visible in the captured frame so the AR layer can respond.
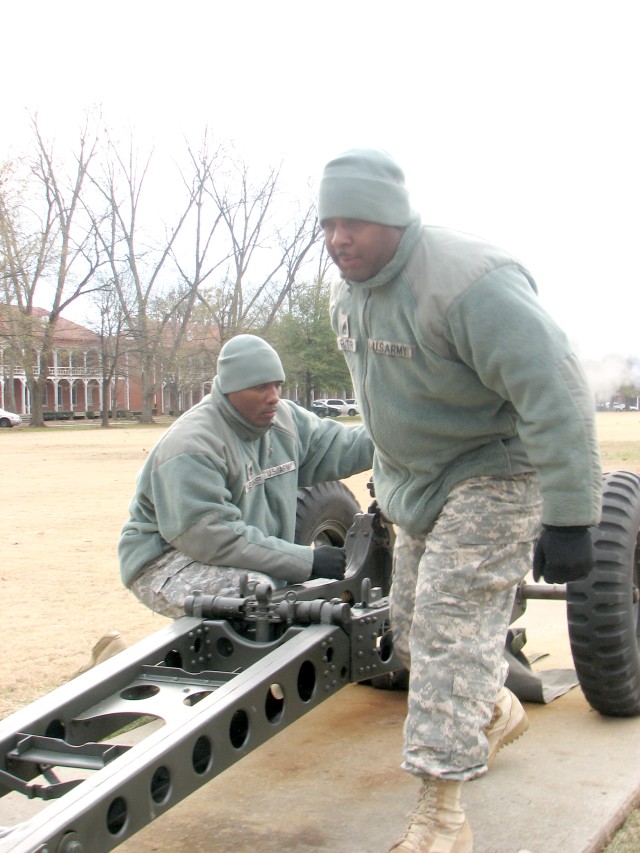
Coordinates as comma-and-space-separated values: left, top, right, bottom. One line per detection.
0, 308, 217, 420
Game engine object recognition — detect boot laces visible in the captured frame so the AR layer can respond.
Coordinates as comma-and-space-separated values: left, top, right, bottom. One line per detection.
396, 781, 447, 842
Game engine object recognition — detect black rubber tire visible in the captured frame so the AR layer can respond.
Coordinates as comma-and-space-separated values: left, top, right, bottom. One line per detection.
295, 481, 361, 547
0, 418, 10, 428
566, 470, 640, 716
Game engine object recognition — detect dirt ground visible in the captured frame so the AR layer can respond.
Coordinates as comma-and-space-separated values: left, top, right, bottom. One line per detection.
2, 411, 638, 719
0, 419, 375, 718
1, 412, 639, 850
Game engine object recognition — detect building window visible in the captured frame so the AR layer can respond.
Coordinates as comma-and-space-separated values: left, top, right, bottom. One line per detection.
57, 385, 77, 407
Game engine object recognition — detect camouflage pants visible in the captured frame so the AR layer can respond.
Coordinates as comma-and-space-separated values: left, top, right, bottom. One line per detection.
391, 473, 542, 781
129, 550, 278, 619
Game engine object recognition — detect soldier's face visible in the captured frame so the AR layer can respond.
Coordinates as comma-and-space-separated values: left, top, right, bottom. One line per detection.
227, 381, 283, 427
321, 217, 404, 282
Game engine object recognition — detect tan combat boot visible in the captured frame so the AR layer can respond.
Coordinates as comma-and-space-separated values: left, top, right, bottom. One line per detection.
485, 686, 529, 767
389, 777, 473, 852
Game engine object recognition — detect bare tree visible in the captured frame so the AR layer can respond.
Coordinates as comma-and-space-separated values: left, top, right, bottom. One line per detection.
90, 135, 202, 422
0, 159, 30, 411
0, 114, 105, 426
160, 132, 231, 402
3, 117, 326, 426
152, 288, 219, 414
89, 132, 324, 422
197, 155, 324, 341
85, 275, 134, 426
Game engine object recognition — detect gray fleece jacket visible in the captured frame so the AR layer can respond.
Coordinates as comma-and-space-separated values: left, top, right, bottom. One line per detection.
330, 217, 602, 534
119, 381, 373, 587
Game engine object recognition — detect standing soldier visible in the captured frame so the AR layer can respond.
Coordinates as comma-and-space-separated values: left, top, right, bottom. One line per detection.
319, 147, 601, 852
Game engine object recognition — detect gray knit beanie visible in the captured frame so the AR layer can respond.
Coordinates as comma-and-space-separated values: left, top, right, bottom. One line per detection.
217, 335, 285, 394
318, 147, 413, 226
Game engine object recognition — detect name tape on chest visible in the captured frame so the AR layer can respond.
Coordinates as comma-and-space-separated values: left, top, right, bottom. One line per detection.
244, 460, 297, 493
368, 339, 416, 359
337, 336, 357, 352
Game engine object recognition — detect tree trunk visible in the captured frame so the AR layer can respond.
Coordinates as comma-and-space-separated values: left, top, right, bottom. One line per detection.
139, 352, 157, 424
29, 376, 45, 427
101, 375, 111, 428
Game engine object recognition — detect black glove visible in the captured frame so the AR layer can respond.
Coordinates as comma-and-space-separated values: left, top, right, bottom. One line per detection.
310, 546, 346, 580
532, 525, 595, 584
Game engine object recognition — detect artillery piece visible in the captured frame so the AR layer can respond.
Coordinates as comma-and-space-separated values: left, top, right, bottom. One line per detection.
1, 471, 639, 852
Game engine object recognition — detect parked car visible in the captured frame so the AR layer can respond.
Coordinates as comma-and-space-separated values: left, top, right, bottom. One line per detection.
310, 401, 331, 418
314, 398, 359, 416
0, 407, 22, 428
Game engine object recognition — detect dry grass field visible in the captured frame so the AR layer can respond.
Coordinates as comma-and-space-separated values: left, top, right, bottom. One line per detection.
0, 418, 376, 718
1, 410, 639, 850
1, 411, 638, 720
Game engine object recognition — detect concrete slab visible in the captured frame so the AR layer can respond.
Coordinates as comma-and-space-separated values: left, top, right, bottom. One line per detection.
2, 595, 639, 852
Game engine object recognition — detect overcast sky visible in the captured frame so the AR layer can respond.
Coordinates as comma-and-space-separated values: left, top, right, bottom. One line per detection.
3, 0, 639, 371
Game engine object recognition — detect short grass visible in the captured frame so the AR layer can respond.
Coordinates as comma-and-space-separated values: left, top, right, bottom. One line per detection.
602, 806, 640, 852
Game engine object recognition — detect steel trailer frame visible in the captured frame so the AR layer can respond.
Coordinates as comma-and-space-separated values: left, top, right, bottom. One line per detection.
0, 509, 399, 853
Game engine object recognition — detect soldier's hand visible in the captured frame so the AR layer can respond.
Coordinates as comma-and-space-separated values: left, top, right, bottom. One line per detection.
310, 546, 347, 580
533, 526, 595, 584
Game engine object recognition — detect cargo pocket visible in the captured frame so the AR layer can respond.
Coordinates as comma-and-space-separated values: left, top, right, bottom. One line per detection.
450, 673, 496, 770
